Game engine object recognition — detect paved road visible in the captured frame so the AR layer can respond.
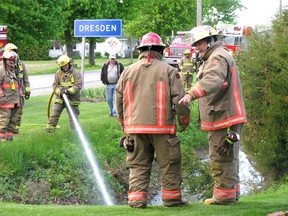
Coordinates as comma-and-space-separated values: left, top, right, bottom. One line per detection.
29, 70, 104, 97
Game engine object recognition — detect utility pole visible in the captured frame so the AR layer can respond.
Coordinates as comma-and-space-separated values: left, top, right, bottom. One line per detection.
280, 0, 282, 14
197, 0, 202, 26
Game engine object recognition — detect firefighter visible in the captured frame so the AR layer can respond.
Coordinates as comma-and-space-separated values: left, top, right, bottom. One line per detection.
0, 50, 22, 141
3, 43, 31, 134
116, 32, 190, 208
178, 49, 196, 91
46, 55, 82, 133
179, 25, 247, 205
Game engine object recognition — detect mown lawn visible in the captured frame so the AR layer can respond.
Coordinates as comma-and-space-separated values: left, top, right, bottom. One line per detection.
24, 57, 137, 75
0, 183, 287, 216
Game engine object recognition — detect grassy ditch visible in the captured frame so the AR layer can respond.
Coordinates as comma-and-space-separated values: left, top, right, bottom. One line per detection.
0, 90, 211, 205
0, 89, 287, 214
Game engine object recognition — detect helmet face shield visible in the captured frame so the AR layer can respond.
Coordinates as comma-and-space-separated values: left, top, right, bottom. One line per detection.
185, 25, 222, 46
56, 55, 71, 67
3, 50, 18, 61
2, 50, 18, 67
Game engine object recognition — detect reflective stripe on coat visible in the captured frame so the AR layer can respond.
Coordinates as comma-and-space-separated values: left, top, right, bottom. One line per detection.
116, 50, 190, 134
187, 42, 247, 130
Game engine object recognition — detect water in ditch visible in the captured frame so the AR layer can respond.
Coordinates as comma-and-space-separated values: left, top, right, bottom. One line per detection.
151, 149, 264, 204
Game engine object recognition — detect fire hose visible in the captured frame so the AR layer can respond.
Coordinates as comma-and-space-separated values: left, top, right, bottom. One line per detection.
47, 91, 54, 119
17, 92, 54, 127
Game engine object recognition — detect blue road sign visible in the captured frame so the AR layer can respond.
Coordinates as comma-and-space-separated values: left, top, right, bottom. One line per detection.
74, 19, 122, 37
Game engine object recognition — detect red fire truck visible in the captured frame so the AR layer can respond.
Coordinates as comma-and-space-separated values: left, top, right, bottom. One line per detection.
164, 31, 196, 68
215, 22, 251, 55
0, 25, 8, 61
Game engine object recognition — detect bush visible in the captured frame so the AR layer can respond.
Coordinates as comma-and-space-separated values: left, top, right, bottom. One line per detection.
237, 9, 288, 181
18, 42, 51, 61
95, 52, 102, 58
81, 87, 106, 100
133, 49, 139, 58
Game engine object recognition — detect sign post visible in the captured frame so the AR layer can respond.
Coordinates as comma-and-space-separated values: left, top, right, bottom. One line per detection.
74, 19, 122, 87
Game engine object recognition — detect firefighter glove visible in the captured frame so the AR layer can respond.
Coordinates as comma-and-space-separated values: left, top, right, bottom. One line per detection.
119, 136, 134, 152
24, 91, 30, 100
0, 97, 6, 105
216, 130, 240, 156
67, 87, 75, 95
60, 87, 69, 96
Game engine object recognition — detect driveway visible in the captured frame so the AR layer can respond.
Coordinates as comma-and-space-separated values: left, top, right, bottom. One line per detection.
29, 70, 104, 97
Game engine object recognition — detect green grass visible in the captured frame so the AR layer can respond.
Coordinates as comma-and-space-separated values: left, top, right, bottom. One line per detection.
0, 94, 287, 215
0, 184, 287, 215
24, 57, 137, 75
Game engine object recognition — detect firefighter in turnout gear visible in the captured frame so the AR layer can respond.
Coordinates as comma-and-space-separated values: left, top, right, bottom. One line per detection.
0, 50, 22, 141
46, 55, 82, 133
178, 49, 196, 90
180, 25, 247, 205
116, 32, 190, 208
3, 43, 31, 134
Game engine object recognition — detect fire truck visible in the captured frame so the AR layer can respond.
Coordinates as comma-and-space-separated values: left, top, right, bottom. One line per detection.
163, 31, 196, 68
0, 25, 8, 61
215, 22, 252, 54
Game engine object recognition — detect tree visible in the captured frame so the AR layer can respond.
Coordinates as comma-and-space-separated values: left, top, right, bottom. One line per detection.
237, 9, 288, 181
61, 0, 119, 65
0, 0, 65, 60
202, 0, 245, 25
123, 0, 244, 39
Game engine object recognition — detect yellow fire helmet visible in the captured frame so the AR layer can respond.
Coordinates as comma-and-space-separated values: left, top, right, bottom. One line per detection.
4, 43, 18, 52
56, 55, 70, 67
184, 49, 191, 54
185, 25, 222, 46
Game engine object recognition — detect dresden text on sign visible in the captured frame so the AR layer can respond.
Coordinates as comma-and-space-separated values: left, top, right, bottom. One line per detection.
74, 19, 122, 37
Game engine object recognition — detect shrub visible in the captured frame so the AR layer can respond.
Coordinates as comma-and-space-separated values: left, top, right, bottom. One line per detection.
81, 87, 106, 100
133, 49, 139, 58
237, 9, 288, 181
95, 52, 102, 58
18, 42, 51, 61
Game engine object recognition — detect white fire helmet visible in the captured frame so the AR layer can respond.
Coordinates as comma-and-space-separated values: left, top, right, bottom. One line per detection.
185, 25, 223, 46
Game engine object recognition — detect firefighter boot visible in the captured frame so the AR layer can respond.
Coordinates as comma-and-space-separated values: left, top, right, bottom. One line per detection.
204, 197, 236, 205
204, 198, 219, 205
46, 125, 56, 133
165, 200, 189, 207
129, 203, 147, 209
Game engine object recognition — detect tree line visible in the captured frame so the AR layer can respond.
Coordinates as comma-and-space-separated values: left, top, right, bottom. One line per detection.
1, 0, 244, 61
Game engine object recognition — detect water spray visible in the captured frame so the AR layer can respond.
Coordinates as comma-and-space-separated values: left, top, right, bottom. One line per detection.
62, 93, 114, 206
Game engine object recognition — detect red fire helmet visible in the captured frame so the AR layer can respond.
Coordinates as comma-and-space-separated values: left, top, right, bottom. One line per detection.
137, 32, 166, 50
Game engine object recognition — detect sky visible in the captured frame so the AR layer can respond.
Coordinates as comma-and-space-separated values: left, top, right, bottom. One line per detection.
236, 0, 288, 26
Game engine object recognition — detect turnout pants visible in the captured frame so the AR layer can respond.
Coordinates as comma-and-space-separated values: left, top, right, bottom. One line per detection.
14, 97, 25, 133
47, 102, 80, 129
180, 73, 193, 91
0, 107, 18, 140
208, 123, 243, 204
127, 134, 183, 207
